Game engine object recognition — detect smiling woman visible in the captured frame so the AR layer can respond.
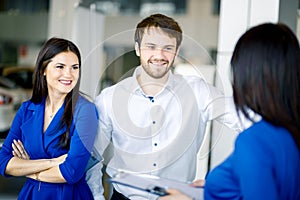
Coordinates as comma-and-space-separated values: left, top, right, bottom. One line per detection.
42, 51, 80, 131
0, 37, 99, 200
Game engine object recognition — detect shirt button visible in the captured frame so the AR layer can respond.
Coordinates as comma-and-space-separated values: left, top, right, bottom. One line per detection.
154, 143, 157, 146
152, 121, 156, 124
148, 96, 154, 102
153, 163, 157, 167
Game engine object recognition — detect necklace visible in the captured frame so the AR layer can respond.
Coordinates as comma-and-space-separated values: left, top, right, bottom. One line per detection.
46, 97, 64, 119
47, 107, 56, 119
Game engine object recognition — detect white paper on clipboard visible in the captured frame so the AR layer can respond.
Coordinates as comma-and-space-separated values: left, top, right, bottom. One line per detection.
107, 171, 203, 200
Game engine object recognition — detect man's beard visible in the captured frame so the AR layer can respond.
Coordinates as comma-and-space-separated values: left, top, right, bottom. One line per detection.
141, 58, 174, 79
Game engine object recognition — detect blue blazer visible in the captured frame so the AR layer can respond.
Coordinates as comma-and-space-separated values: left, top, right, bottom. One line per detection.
0, 95, 98, 200
205, 120, 300, 200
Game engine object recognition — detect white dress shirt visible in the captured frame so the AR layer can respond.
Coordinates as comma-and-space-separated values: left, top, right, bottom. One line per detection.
87, 66, 241, 200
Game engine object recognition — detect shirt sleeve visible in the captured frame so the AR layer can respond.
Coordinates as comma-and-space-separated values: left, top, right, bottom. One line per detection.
86, 90, 112, 200
202, 83, 242, 133
59, 100, 99, 184
0, 102, 27, 177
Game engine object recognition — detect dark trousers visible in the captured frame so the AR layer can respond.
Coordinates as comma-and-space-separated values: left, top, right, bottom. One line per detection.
110, 188, 130, 200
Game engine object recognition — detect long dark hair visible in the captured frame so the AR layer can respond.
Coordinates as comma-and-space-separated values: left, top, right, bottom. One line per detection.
231, 23, 300, 149
134, 13, 183, 50
31, 37, 81, 149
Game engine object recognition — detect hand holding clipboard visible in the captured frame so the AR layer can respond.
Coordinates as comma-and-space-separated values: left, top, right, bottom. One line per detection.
107, 171, 203, 199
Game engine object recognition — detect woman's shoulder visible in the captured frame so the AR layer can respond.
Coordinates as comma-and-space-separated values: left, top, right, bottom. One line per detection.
236, 120, 271, 143
75, 94, 98, 114
77, 94, 94, 105
235, 120, 294, 154
19, 99, 43, 111
239, 120, 288, 138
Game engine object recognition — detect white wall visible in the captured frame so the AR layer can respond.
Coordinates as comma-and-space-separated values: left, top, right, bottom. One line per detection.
48, 0, 105, 98
72, 6, 105, 98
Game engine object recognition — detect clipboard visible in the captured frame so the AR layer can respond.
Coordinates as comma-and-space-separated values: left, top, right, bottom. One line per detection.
107, 171, 203, 199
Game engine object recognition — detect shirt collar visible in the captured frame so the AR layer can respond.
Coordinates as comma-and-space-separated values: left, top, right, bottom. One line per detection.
132, 66, 176, 96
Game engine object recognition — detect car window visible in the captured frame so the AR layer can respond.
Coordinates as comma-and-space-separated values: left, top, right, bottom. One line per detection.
5, 71, 33, 89
0, 76, 17, 89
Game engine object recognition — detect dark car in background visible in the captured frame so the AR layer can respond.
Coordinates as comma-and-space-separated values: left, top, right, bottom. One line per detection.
0, 66, 34, 139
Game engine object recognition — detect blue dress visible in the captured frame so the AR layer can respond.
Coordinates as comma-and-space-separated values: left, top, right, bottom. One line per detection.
204, 120, 300, 200
0, 95, 98, 200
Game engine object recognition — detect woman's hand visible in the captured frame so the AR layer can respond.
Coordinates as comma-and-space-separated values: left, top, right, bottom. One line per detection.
12, 139, 30, 160
190, 179, 205, 187
51, 154, 67, 165
26, 173, 39, 180
12, 139, 66, 168
24, 154, 67, 181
